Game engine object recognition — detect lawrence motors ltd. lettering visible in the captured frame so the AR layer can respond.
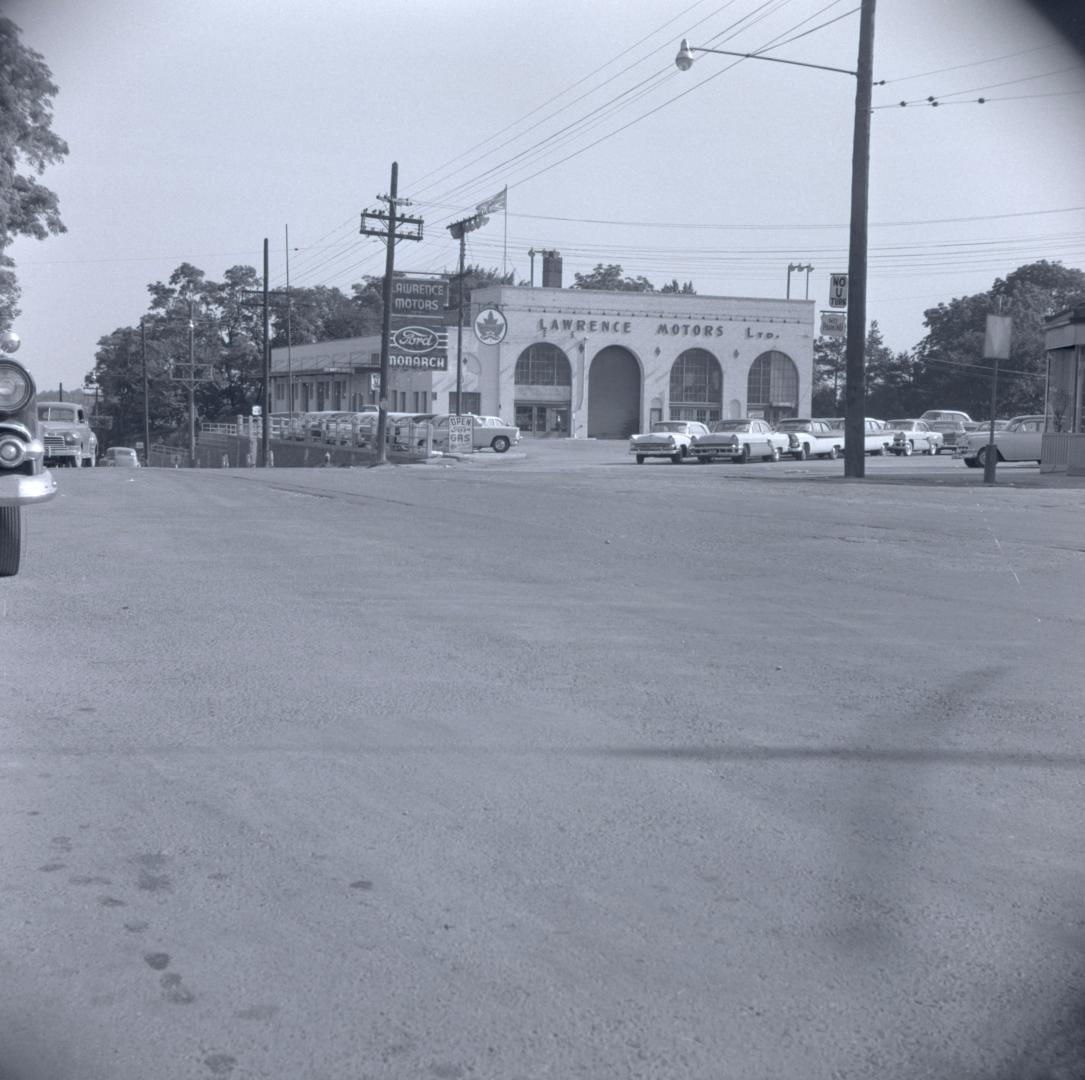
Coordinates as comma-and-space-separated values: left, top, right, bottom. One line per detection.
535, 317, 776, 339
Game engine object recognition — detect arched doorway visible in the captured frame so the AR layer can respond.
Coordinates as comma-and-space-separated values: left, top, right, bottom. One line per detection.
588, 346, 641, 438
669, 348, 723, 424
747, 350, 799, 423
514, 343, 572, 436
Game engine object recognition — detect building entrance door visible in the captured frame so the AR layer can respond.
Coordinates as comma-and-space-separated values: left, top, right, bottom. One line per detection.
515, 403, 569, 436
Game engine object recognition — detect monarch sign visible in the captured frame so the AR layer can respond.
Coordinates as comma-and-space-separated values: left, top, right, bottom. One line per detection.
391, 276, 449, 370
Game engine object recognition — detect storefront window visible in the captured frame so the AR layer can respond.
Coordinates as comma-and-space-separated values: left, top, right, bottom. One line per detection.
747, 351, 799, 422
515, 343, 571, 385
669, 349, 722, 423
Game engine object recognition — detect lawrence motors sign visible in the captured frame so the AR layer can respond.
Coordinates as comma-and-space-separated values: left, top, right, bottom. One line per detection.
391, 277, 449, 369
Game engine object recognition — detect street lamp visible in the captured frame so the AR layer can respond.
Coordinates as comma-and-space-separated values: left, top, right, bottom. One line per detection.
676, 0, 876, 478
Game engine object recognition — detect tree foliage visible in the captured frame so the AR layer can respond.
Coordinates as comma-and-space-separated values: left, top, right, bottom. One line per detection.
912, 260, 1085, 418
572, 264, 657, 292
0, 18, 69, 327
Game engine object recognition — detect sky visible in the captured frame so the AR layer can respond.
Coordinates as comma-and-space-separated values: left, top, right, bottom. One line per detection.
6, 0, 1085, 394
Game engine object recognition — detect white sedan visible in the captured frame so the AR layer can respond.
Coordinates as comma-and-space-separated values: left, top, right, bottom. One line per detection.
885, 419, 943, 456
629, 420, 710, 464
690, 419, 791, 463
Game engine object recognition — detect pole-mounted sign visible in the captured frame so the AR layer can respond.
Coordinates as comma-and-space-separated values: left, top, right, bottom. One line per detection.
829, 273, 848, 309
389, 276, 449, 371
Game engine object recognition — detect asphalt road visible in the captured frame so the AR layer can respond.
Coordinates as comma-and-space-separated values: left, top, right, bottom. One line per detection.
3, 443, 1084, 1080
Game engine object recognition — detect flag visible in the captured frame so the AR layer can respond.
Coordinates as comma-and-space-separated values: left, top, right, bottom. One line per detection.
476, 187, 507, 215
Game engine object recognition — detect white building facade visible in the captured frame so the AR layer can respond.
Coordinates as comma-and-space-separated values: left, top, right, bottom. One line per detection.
473, 284, 814, 438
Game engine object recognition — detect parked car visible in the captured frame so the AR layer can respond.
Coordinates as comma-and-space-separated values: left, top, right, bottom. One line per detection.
690, 418, 790, 463
957, 415, 1046, 468
103, 446, 140, 467
36, 400, 97, 467
885, 419, 943, 456
920, 409, 973, 424
629, 420, 710, 464
926, 419, 969, 454
1, 358, 57, 576
774, 418, 843, 460
430, 414, 520, 453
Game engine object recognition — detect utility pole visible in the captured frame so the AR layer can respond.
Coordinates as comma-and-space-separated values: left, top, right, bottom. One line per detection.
141, 317, 150, 465
262, 238, 270, 467
169, 299, 216, 467
359, 162, 423, 465
447, 211, 490, 415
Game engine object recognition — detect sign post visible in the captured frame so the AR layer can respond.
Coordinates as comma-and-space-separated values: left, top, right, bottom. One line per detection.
982, 313, 1012, 485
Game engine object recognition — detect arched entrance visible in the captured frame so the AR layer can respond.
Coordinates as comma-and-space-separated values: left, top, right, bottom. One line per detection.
588, 346, 641, 438
669, 348, 723, 424
514, 342, 572, 436
747, 350, 799, 423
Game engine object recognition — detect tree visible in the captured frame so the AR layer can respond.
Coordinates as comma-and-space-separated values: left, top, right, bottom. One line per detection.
0, 18, 69, 327
913, 261, 1085, 418
660, 279, 697, 294
572, 264, 655, 292
445, 264, 514, 318
812, 335, 845, 416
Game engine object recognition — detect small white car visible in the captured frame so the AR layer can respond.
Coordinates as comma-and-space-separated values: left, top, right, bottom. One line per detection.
431, 414, 520, 453
957, 415, 1046, 468
885, 419, 943, 456
629, 420, 709, 464
691, 419, 790, 463
774, 418, 843, 460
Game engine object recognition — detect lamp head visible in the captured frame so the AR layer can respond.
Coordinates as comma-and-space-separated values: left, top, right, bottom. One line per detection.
675, 39, 694, 72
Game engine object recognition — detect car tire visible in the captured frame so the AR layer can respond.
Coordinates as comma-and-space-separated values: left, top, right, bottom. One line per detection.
737, 444, 749, 464
903, 441, 913, 456
0, 506, 20, 577
794, 444, 808, 461
768, 445, 781, 462
827, 446, 839, 460
963, 458, 980, 468
671, 451, 683, 464
636, 454, 645, 465
976, 446, 1001, 468
491, 436, 510, 453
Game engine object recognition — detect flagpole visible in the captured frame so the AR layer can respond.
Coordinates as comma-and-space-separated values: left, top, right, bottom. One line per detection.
502, 186, 508, 281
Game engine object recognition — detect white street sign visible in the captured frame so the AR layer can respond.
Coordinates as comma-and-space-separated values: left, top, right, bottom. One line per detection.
829, 273, 848, 309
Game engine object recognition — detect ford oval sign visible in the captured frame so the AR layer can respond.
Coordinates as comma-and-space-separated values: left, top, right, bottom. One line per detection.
391, 326, 440, 353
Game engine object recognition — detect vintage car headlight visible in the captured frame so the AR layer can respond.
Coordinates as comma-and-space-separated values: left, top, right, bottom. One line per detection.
0, 434, 27, 467
0, 361, 33, 415
63, 432, 78, 444
729, 435, 739, 445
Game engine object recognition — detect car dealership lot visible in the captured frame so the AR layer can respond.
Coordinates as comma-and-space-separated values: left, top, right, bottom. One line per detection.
4, 455, 1085, 1080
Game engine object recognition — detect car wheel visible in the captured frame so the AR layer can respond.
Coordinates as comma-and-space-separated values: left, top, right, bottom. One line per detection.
671, 451, 683, 464
70, 454, 82, 468
963, 458, 980, 468
903, 441, 913, 456
796, 443, 809, 461
976, 446, 1002, 468
827, 446, 839, 460
768, 445, 781, 462
0, 506, 21, 577
491, 436, 510, 453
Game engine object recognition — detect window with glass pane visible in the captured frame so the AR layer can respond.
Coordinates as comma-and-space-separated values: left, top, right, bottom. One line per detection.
669, 349, 722, 422
747, 351, 798, 407
515, 343, 571, 385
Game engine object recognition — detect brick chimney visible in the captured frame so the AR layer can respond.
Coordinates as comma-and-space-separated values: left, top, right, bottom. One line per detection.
541, 250, 563, 288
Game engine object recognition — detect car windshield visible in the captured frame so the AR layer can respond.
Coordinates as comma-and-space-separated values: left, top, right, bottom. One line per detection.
37, 405, 77, 422
651, 423, 687, 433
775, 421, 810, 431
888, 420, 913, 428
709, 421, 749, 433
